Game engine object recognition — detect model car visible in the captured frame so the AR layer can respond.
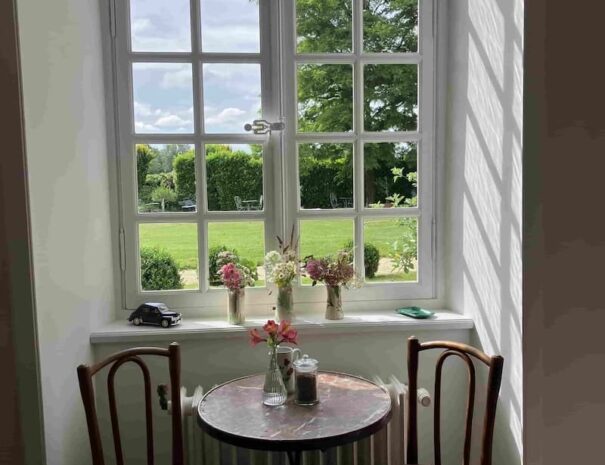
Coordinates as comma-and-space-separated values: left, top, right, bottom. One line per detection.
128, 303, 182, 328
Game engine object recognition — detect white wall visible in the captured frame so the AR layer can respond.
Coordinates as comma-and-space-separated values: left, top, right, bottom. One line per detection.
445, 1, 523, 464
16, 0, 116, 463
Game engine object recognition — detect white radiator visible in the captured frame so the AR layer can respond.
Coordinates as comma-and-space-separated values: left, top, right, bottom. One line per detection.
171, 377, 431, 465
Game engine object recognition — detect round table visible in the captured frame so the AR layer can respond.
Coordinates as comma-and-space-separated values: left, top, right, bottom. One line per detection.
197, 371, 392, 465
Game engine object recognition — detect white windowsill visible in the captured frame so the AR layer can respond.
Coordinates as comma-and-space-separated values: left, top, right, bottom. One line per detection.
90, 310, 473, 344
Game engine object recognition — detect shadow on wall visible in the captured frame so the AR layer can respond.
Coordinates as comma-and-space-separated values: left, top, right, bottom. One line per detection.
446, 0, 523, 464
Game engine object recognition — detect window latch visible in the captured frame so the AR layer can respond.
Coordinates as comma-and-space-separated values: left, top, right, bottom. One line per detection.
244, 119, 285, 135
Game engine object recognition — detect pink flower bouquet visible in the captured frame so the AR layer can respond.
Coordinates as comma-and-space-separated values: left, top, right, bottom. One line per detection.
219, 262, 255, 291
249, 320, 298, 348
304, 250, 357, 287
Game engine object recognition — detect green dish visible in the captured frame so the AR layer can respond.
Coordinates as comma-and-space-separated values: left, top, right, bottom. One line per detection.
396, 306, 435, 319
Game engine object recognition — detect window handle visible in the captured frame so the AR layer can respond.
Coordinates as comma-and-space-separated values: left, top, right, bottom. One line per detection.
244, 119, 285, 135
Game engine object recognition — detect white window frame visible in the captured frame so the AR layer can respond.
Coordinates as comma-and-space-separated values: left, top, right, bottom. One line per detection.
106, 0, 437, 310
281, 0, 436, 303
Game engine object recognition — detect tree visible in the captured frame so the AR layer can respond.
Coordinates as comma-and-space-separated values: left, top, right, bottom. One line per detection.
148, 144, 191, 174
296, 0, 419, 206
151, 186, 177, 212
136, 144, 155, 191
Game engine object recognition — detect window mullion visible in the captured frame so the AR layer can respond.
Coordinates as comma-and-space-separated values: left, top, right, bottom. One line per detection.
353, 0, 365, 280
189, 0, 206, 293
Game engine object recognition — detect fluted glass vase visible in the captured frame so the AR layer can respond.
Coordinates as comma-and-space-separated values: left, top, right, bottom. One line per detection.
325, 285, 344, 320
275, 285, 294, 322
263, 346, 287, 406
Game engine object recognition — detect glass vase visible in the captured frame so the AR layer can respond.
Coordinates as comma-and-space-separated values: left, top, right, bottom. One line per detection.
227, 288, 245, 324
325, 285, 344, 320
275, 285, 294, 322
263, 346, 287, 406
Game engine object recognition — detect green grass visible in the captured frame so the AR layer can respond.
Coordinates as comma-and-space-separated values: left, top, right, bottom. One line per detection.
208, 221, 265, 265
139, 223, 199, 270
139, 218, 417, 282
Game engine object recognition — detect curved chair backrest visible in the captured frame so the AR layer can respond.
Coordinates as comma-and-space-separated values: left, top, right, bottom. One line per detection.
77, 343, 183, 465
329, 192, 338, 208
406, 337, 504, 465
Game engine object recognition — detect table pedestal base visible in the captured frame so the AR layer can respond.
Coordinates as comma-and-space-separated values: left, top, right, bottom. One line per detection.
286, 451, 301, 465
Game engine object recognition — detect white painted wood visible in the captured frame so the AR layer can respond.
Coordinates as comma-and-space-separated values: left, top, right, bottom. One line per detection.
110, 0, 439, 309
90, 310, 473, 344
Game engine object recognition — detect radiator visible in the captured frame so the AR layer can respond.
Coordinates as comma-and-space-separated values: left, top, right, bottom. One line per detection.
171, 377, 431, 465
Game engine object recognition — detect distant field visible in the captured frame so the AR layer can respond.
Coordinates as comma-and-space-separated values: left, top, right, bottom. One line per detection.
139, 218, 417, 283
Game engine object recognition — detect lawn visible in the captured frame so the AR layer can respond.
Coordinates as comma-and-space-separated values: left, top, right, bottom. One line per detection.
138, 218, 417, 283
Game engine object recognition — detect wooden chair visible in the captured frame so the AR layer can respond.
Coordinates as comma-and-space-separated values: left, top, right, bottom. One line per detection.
406, 337, 504, 465
77, 343, 184, 465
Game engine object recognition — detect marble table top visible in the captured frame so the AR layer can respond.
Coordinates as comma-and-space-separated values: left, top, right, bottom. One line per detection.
197, 371, 392, 452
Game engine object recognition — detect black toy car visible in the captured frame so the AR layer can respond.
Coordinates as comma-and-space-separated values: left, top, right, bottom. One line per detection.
128, 303, 182, 328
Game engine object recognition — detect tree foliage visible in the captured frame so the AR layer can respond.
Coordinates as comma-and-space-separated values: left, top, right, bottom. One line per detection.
206, 145, 263, 211
173, 150, 196, 201
296, 0, 419, 206
136, 144, 155, 191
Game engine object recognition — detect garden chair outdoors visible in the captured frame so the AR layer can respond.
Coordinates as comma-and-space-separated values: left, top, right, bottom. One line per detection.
179, 200, 196, 212
329, 192, 339, 208
250, 195, 264, 211
234, 196, 245, 211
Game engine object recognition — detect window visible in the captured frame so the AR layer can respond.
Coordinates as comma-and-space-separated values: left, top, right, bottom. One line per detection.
109, 0, 435, 309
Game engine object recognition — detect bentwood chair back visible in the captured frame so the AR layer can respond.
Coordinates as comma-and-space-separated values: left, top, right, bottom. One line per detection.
406, 337, 504, 465
77, 342, 184, 465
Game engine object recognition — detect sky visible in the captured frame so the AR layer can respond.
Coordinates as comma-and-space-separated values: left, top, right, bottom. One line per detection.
130, 0, 262, 135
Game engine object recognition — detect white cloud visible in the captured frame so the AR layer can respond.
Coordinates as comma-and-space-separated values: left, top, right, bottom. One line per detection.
160, 66, 192, 89
131, 18, 151, 34
134, 101, 161, 118
135, 121, 158, 132
206, 107, 246, 125
154, 114, 191, 128
133, 100, 193, 133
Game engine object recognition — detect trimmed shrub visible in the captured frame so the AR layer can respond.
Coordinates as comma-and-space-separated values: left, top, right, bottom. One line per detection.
208, 245, 231, 286
140, 247, 183, 290
206, 149, 263, 211
173, 150, 196, 201
344, 241, 380, 279
299, 155, 352, 209
208, 245, 259, 286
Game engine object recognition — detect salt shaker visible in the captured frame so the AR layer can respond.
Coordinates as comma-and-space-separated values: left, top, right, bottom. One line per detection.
293, 354, 319, 405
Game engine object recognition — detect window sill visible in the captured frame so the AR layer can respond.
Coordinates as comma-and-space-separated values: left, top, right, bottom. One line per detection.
90, 310, 473, 344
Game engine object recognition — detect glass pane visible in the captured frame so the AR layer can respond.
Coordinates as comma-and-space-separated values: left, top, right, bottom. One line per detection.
296, 0, 352, 53
133, 63, 194, 134
130, 0, 191, 52
203, 64, 261, 133
201, 0, 260, 52
137, 144, 196, 213
208, 221, 265, 287
364, 64, 417, 132
299, 143, 353, 209
364, 217, 417, 282
139, 223, 199, 290
298, 64, 353, 133
206, 144, 263, 212
364, 143, 417, 208
363, 0, 418, 53
300, 219, 354, 285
